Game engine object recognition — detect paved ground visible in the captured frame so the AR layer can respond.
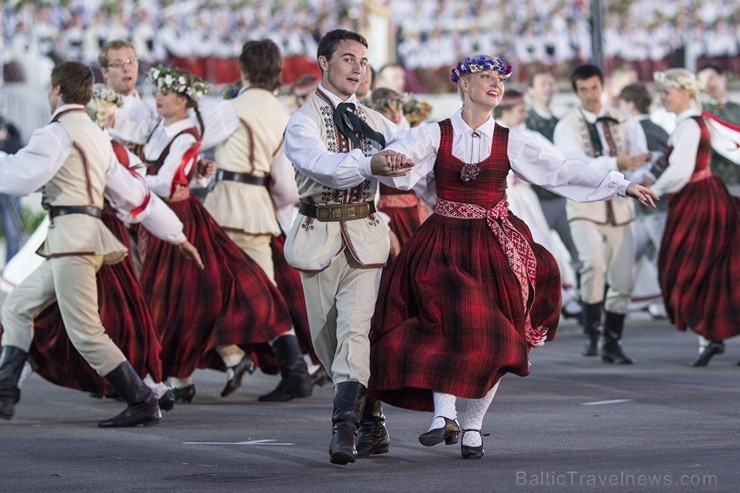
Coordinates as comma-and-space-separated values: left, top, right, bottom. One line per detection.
1, 313, 738, 492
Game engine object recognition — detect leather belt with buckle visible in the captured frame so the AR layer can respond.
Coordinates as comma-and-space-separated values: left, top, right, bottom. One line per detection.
298, 201, 376, 222
216, 169, 266, 186
48, 205, 103, 221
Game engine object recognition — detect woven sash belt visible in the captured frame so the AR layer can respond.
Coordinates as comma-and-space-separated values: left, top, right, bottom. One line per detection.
299, 200, 376, 222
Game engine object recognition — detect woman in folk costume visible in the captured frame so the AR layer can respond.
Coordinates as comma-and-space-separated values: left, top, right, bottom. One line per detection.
363, 87, 425, 262
368, 55, 658, 459
138, 65, 294, 402
650, 69, 739, 367
27, 84, 175, 409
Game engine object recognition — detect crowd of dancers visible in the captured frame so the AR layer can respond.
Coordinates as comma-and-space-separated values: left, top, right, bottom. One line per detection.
0, 27, 737, 465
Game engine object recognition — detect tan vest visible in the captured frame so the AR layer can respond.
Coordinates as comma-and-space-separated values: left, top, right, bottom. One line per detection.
284, 91, 390, 271
205, 89, 287, 234
37, 109, 127, 264
561, 108, 635, 225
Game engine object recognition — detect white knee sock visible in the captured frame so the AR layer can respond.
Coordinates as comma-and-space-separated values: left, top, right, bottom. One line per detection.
697, 335, 710, 353
461, 381, 500, 447
143, 374, 170, 399
429, 392, 458, 431
169, 376, 194, 389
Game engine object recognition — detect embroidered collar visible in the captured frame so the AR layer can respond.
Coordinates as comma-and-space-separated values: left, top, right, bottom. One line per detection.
316, 84, 359, 109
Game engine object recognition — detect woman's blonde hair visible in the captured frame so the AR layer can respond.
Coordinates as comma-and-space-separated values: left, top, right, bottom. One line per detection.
654, 68, 702, 108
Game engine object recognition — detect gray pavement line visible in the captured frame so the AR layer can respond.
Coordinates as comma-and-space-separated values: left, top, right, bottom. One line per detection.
183, 439, 294, 446
581, 399, 635, 406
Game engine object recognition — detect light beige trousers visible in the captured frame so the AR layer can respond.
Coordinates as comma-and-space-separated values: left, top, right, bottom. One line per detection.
570, 220, 635, 314
1, 255, 126, 376
300, 249, 382, 386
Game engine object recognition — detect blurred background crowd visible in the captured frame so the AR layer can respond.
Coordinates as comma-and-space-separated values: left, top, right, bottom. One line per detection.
2, 0, 738, 92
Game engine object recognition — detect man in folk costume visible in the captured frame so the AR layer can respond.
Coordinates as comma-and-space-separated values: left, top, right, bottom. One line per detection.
553, 64, 650, 364
282, 29, 412, 465
199, 39, 313, 402
0, 61, 202, 426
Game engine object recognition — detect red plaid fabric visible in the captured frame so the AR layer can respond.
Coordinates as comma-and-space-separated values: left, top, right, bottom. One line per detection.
271, 234, 319, 364
378, 183, 422, 263
139, 193, 291, 378
369, 119, 561, 412
659, 116, 739, 341
27, 206, 164, 397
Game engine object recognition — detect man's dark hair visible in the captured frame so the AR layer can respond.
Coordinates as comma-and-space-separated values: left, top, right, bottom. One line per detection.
526, 64, 554, 88
570, 64, 604, 92
317, 29, 368, 65
239, 39, 283, 91
619, 82, 652, 115
51, 61, 94, 105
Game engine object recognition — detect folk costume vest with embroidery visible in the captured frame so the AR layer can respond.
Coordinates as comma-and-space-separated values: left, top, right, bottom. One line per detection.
560, 108, 635, 225
284, 89, 390, 272
38, 109, 127, 264
205, 88, 286, 235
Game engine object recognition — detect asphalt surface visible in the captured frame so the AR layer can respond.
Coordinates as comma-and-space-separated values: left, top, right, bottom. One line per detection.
0, 312, 738, 493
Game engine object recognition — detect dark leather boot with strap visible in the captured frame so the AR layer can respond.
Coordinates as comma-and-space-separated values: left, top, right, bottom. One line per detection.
355, 398, 390, 457
329, 381, 367, 465
258, 334, 313, 402
581, 302, 602, 357
0, 345, 28, 420
98, 362, 161, 427
601, 311, 634, 364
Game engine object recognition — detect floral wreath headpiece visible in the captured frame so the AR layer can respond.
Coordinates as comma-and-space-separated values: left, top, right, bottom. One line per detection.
147, 65, 211, 101
401, 94, 432, 125
451, 55, 512, 83
654, 69, 699, 94
364, 87, 403, 112
92, 83, 124, 107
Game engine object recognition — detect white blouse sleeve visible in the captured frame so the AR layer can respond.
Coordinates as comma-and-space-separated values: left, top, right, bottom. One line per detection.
651, 118, 699, 197
144, 132, 198, 197
0, 123, 72, 195
198, 98, 240, 150
378, 123, 440, 196
508, 129, 629, 201
104, 160, 186, 244
284, 111, 374, 189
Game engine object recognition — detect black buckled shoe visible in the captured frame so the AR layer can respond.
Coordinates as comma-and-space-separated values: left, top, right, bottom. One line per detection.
172, 384, 196, 403
221, 354, 255, 398
690, 341, 724, 367
418, 417, 460, 446
461, 429, 489, 459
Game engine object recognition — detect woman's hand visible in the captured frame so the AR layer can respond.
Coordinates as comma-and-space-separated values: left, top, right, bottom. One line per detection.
626, 182, 659, 208
178, 239, 204, 270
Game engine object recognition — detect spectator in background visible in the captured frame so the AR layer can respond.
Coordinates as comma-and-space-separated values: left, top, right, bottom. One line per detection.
286, 74, 320, 114
374, 63, 406, 94
697, 64, 739, 196
356, 65, 375, 100
0, 115, 24, 262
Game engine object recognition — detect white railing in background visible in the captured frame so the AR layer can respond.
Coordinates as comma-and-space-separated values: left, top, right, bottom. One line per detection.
0, 85, 50, 146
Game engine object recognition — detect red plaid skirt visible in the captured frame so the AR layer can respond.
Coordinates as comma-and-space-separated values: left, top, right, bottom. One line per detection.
659, 176, 739, 341
271, 235, 319, 364
28, 209, 163, 397
369, 211, 561, 411
139, 194, 291, 378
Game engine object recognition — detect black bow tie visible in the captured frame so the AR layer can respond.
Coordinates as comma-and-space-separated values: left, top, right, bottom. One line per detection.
333, 102, 386, 148
595, 116, 620, 125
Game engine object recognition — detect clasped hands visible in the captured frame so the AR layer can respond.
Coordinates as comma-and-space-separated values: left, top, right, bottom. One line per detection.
371, 150, 414, 177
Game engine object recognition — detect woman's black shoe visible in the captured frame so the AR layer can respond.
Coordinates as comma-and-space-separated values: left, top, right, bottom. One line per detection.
158, 389, 175, 412
460, 429, 489, 459
172, 385, 196, 403
690, 341, 724, 367
418, 417, 460, 446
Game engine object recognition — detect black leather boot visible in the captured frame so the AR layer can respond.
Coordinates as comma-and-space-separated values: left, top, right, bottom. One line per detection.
690, 341, 724, 367
581, 302, 602, 357
601, 311, 634, 364
329, 381, 367, 465
258, 335, 313, 402
355, 398, 390, 457
0, 346, 28, 420
98, 362, 161, 427
221, 353, 255, 397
